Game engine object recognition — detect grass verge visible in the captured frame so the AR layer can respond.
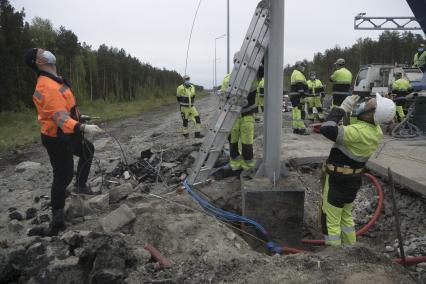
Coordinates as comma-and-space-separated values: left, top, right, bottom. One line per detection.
0, 95, 177, 152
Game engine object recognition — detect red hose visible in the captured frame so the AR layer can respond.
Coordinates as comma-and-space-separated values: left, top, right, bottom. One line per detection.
280, 173, 426, 265
144, 243, 172, 268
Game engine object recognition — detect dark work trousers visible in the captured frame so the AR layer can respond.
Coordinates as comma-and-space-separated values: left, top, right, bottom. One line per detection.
42, 136, 94, 213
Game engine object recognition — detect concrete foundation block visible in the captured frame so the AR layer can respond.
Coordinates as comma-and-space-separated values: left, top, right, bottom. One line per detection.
241, 176, 305, 248
100, 204, 136, 233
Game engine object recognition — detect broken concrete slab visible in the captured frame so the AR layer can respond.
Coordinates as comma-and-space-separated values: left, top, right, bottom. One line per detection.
88, 194, 109, 211
109, 183, 135, 204
8, 220, 24, 232
100, 204, 136, 233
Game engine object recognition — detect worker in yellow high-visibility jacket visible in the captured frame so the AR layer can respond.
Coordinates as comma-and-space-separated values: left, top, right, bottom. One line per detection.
307, 71, 325, 122
290, 61, 309, 135
413, 43, 426, 72
391, 71, 412, 122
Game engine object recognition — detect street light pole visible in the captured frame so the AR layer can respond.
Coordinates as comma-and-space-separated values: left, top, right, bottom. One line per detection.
214, 34, 226, 94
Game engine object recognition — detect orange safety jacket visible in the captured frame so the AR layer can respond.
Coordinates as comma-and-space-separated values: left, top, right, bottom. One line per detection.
32, 71, 82, 141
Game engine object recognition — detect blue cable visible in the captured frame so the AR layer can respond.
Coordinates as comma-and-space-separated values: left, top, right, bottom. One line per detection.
182, 179, 283, 254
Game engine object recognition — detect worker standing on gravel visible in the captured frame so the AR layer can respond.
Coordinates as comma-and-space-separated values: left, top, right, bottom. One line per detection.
413, 43, 426, 72
306, 71, 325, 122
221, 52, 260, 175
391, 71, 412, 122
319, 93, 395, 246
330, 58, 353, 107
255, 77, 265, 122
290, 61, 309, 135
24, 48, 104, 236
176, 75, 204, 139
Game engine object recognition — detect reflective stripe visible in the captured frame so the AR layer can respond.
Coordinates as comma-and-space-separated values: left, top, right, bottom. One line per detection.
321, 121, 337, 127
341, 226, 355, 233
53, 110, 70, 128
33, 91, 43, 100
336, 127, 344, 144
332, 144, 369, 162
289, 92, 300, 96
59, 85, 69, 94
325, 234, 341, 241
242, 104, 258, 113
333, 91, 350, 95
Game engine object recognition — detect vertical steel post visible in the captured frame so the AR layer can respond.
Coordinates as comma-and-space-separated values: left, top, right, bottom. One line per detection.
227, 0, 230, 74
263, 0, 284, 183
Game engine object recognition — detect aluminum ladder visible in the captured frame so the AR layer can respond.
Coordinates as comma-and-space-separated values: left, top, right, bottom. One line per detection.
187, 1, 270, 186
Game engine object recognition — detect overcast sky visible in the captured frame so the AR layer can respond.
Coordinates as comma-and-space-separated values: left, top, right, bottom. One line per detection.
11, 0, 423, 88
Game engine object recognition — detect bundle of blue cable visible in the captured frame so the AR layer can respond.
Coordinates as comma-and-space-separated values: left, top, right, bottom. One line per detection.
182, 179, 283, 254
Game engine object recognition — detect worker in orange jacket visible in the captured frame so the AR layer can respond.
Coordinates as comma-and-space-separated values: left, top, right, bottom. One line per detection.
24, 48, 104, 236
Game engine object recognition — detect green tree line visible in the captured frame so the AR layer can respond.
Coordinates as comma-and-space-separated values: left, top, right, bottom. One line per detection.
0, 0, 184, 112
284, 31, 425, 90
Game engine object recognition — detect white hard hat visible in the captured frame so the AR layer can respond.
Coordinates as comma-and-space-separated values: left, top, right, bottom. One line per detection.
335, 58, 345, 66
374, 93, 396, 125
233, 51, 240, 63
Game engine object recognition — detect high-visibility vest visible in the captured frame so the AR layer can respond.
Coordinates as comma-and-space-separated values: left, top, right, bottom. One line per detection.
330, 67, 352, 94
176, 84, 196, 107
257, 78, 265, 97
307, 79, 324, 96
290, 69, 308, 95
391, 78, 412, 97
32, 73, 80, 139
413, 50, 426, 68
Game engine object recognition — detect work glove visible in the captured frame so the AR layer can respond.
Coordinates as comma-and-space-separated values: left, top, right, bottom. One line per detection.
340, 95, 360, 113
81, 124, 104, 135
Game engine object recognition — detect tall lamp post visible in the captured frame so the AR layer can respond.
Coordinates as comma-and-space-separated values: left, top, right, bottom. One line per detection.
214, 34, 226, 94
227, 0, 230, 74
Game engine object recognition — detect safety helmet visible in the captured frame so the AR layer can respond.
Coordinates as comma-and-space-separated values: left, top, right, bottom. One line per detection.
334, 58, 345, 66
419, 43, 425, 49
295, 61, 306, 68
233, 51, 240, 63
183, 75, 190, 81
374, 93, 396, 125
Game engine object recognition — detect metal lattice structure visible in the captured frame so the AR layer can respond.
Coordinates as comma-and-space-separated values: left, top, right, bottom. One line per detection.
354, 14, 421, 31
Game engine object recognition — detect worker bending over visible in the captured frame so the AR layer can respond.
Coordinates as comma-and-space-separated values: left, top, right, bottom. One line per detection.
413, 43, 426, 72
391, 71, 412, 122
176, 75, 204, 138
24, 48, 104, 236
307, 71, 325, 121
290, 61, 309, 135
320, 94, 395, 245
221, 52, 260, 174
330, 58, 352, 107
255, 77, 265, 122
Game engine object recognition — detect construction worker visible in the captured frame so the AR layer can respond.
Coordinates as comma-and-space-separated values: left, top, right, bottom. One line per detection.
330, 58, 353, 107
176, 75, 204, 138
320, 94, 395, 246
222, 52, 260, 174
413, 43, 426, 72
391, 71, 413, 122
255, 77, 265, 122
290, 61, 309, 135
306, 71, 325, 121
24, 48, 104, 236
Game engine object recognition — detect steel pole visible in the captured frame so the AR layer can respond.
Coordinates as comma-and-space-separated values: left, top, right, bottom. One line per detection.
227, 0, 230, 74
263, 0, 284, 183
214, 39, 217, 94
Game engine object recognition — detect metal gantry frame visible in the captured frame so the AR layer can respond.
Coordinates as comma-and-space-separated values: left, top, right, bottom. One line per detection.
354, 14, 421, 31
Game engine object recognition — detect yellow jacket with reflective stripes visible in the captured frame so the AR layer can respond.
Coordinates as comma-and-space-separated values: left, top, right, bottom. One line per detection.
176, 84, 196, 107
257, 78, 265, 97
307, 79, 324, 96
392, 78, 411, 92
413, 50, 426, 68
330, 68, 352, 85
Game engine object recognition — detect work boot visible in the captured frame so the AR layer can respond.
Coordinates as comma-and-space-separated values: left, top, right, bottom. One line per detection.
241, 169, 255, 179
73, 185, 97, 195
183, 133, 189, 138
194, 132, 204, 139
46, 209, 66, 236
293, 129, 300, 134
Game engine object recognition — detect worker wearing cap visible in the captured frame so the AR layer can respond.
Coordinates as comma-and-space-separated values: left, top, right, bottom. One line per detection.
176, 75, 203, 138
320, 94, 395, 246
24, 48, 104, 236
221, 52, 260, 173
413, 43, 426, 72
290, 61, 309, 135
307, 71, 325, 121
330, 58, 353, 107
391, 71, 413, 122
255, 77, 265, 122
